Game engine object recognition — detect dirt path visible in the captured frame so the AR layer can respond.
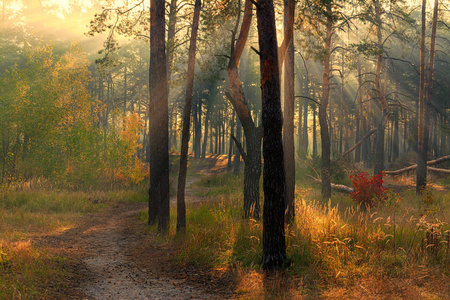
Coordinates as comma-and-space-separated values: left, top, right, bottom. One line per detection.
46, 156, 230, 299
72, 204, 211, 300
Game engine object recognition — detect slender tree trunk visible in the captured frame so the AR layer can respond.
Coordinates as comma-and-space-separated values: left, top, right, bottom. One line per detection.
228, 112, 235, 172
319, 3, 333, 200
373, 0, 388, 176
176, 0, 201, 232
256, 0, 287, 270
226, 0, 261, 219
149, 0, 170, 232
417, 0, 427, 193
417, 0, 438, 193
283, 0, 295, 223
234, 118, 242, 174
202, 102, 210, 158
313, 105, 317, 157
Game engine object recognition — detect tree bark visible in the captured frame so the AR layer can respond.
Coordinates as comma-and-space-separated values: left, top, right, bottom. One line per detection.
319, 3, 333, 200
176, 0, 201, 233
256, 0, 287, 270
149, 0, 170, 232
416, 0, 427, 193
226, 0, 261, 219
417, 0, 438, 193
283, 0, 295, 223
373, 0, 389, 176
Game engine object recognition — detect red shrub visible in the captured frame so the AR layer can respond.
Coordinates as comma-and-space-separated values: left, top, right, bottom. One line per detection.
349, 172, 388, 210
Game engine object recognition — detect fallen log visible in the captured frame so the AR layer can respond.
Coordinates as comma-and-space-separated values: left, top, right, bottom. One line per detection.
306, 175, 354, 193
428, 166, 450, 174
384, 155, 450, 175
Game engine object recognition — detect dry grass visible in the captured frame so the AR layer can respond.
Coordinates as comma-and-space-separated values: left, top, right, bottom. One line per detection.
0, 182, 147, 299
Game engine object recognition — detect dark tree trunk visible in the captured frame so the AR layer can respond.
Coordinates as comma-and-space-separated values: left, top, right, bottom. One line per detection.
373, 0, 389, 176
417, 0, 427, 192
283, 0, 295, 223
417, 0, 438, 193
393, 107, 399, 161
176, 0, 201, 232
228, 112, 235, 172
256, 0, 287, 270
234, 118, 242, 174
149, 0, 170, 232
319, 3, 332, 200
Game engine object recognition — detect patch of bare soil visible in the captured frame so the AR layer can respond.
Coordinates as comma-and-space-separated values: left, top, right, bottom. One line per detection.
41, 203, 216, 299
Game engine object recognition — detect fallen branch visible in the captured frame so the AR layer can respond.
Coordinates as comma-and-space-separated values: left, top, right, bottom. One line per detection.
341, 128, 377, 158
306, 175, 354, 193
384, 155, 450, 175
428, 167, 450, 174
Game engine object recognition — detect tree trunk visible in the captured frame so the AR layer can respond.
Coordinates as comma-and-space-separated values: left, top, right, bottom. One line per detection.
256, 0, 287, 270
373, 0, 388, 176
176, 0, 201, 233
416, 0, 427, 193
419, 0, 438, 193
283, 0, 295, 223
319, 3, 332, 200
226, 0, 261, 219
149, 0, 170, 232
234, 118, 242, 174
202, 102, 210, 158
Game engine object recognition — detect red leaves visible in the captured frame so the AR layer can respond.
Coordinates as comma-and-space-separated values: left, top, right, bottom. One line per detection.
349, 172, 388, 210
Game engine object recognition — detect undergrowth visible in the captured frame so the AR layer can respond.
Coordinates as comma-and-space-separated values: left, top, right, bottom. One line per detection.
143, 170, 450, 298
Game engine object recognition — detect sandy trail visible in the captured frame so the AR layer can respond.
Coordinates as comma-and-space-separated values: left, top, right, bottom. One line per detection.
79, 206, 210, 300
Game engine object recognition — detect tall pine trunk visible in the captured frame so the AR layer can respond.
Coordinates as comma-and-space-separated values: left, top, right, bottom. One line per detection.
283, 0, 295, 222
176, 0, 201, 232
256, 0, 287, 270
149, 0, 170, 232
319, 3, 332, 200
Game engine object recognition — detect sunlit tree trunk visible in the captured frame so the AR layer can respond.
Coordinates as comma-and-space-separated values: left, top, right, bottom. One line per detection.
283, 0, 295, 222
149, 0, 170, 232
176, 0, 201, 233
256, 0, 286, 270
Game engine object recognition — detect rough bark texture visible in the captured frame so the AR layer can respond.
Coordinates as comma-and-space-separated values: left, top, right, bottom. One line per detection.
149, 0, 169, 232
176, 0, 201, 232
417, 0, 438, 193
226, 0, 261, 219
256, 0, 287, 270
416, 0, 427, 193
283, 0, 295, 223
319, 3, 332, 200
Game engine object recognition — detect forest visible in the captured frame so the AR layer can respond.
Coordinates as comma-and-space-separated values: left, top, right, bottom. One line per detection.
0, 0, 449, 298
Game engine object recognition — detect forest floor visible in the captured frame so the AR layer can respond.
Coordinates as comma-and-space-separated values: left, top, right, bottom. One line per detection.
30, 155, 450, 299
36, 154, 230, 299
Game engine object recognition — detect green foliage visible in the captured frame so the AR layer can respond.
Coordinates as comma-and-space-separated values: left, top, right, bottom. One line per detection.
0, 42, 148, 189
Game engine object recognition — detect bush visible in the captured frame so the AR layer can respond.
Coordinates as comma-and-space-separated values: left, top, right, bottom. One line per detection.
349, 172, 388, 210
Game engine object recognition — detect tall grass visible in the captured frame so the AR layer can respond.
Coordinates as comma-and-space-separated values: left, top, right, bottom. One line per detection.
0, 183, 147, 299
144, 170, 450, 297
